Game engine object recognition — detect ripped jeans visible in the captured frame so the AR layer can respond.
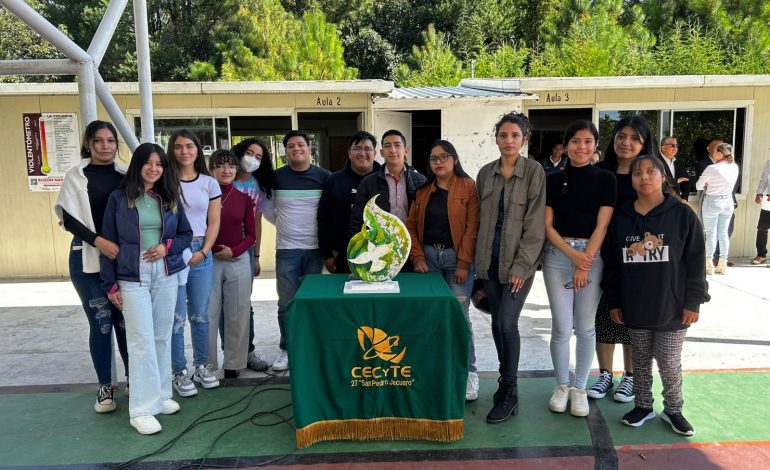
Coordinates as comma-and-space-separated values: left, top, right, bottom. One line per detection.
69, 238, 128, 385
172, 237, 212, 374
422, 245, 477, 373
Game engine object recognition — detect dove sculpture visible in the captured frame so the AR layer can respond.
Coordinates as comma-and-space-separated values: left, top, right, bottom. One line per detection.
347, 194, 411, 282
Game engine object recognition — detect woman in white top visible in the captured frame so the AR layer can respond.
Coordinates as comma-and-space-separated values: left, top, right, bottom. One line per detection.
696, 143, 739, 274
168, 129, 222, 396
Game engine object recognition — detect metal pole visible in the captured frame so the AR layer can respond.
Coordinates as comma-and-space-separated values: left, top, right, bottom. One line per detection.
88, 0, 129, 67
96, 74, 140, 151
0, 59, 79, 75
78, 61, 98, 129
133, 0, 154, 142
0, 0, 91, 63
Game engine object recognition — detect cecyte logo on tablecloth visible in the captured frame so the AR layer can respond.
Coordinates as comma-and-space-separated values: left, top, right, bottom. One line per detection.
357, 326, 406, 363
351, 326, 413, 388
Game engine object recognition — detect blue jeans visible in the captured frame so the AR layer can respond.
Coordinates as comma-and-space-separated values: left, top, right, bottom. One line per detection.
702, 195, 734, 261
69, 239, 128, 385
276, 248, 323, 350
172, 237, 212, 374
422, 245, 477, 373
543, 241, 603, 389
119, 256, 177, 417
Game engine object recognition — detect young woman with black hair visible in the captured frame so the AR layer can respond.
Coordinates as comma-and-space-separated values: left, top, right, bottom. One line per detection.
55, 120, 129, 413
406, 139, 480, 401
602, 155, 707, 436
543, 120, 616, 417
474, 112, 546, 423
205, 149, 256, 380
168, 129, 222, 398
589, 115, 656, 404
101, 142, 192, 434
229, 138, 276, 371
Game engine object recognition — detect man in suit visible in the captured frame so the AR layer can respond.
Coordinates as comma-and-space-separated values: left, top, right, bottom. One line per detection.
658, 136, 690, 199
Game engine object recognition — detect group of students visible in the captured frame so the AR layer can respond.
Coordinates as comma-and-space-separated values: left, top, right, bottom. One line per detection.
55, 112, 709, 437
55, 122, 278, 434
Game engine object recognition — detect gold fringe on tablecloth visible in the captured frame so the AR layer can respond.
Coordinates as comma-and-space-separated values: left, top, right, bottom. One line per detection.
295, 417, 464, 448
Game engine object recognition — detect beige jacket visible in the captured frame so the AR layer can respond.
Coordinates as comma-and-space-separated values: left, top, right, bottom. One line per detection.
474, 157, 546, 281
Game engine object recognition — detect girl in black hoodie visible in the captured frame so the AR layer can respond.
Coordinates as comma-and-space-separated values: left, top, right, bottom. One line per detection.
601, 155, 708, 436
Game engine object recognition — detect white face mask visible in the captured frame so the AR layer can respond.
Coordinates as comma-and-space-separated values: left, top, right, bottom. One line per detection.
241, 156, 260, 172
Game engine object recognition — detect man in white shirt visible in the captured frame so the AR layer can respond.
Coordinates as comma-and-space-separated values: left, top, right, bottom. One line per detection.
752, 158, 770, 265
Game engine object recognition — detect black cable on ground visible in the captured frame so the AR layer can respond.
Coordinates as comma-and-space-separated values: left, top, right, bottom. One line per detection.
111, 370, 298, 470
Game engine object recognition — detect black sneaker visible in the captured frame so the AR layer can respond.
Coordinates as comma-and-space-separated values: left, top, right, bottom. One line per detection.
94, 384, 116, 413
486, 383, 518, 423
661, 411, 695, 436
588, 370, 614, 399
613, 373, 635, 403
224, 369, 239, 379
621, 407, 655, 427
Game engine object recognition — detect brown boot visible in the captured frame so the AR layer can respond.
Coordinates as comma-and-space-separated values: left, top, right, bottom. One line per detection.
716, 259, 726, 274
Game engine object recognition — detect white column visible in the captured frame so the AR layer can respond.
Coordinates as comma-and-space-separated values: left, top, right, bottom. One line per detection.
133, 0, 154, 142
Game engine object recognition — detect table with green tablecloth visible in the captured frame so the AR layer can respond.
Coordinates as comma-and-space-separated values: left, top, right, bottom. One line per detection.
286, 273, 470, 448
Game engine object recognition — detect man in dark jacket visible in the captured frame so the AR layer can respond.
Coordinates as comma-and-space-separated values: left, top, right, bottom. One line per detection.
317, 131, 380, 273
349, 129, 427, 271
658, 136, 690, 199
542, 143, 566, 175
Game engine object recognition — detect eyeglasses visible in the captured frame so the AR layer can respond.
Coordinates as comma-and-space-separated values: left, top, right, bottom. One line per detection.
213, 163, 237, 170
350, 146, 375, 154
429, 153, 451, 164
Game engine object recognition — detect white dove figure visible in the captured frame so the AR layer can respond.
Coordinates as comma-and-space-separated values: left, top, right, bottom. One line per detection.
348, 241, 394, 273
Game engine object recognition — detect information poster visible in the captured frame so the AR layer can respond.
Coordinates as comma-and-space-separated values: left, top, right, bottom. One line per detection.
23, 113, 80, 192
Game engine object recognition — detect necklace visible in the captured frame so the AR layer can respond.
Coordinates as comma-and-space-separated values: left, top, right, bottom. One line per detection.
140, 193, 152, 208
220, 188, 233, 207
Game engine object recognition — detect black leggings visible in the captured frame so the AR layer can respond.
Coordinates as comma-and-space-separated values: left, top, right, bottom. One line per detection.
483, 257, 534, 394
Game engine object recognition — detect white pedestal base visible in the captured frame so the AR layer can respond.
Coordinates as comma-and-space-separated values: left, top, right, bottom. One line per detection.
343, 280, 400, 294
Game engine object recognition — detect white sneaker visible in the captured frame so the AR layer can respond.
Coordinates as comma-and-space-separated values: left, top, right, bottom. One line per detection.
172, 370, 198, 397
130, 415, 162, 435
466, 371, 479, 401
570, 388, 590, 417
549, 384, 570, 413
272, 350, 289, 371
192, 364, 220, 389
160, 399, 180, 415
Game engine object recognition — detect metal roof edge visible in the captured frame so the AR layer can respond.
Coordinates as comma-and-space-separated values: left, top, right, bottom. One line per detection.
0, 80, 395, 96
461, 75, 770, 92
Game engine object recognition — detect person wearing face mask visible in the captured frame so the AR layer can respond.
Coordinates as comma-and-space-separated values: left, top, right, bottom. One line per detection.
317, 131, 380, 274
230, 138, 276, 371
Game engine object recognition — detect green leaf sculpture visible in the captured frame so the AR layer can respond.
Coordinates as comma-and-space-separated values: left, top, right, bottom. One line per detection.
347, 195, 411, 282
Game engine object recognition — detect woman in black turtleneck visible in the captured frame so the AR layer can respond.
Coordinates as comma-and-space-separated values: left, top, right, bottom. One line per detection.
55, 120, 129, 414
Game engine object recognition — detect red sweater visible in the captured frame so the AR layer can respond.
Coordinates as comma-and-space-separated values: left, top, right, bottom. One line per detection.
212, 184, 255, 258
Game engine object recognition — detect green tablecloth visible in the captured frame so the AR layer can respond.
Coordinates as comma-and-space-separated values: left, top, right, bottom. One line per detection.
286, 273, 470, 448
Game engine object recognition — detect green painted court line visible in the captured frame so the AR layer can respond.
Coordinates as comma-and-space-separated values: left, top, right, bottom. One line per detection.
593, 372, 770, 446
0, 378, 592, 467
2, 373, 766, 468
